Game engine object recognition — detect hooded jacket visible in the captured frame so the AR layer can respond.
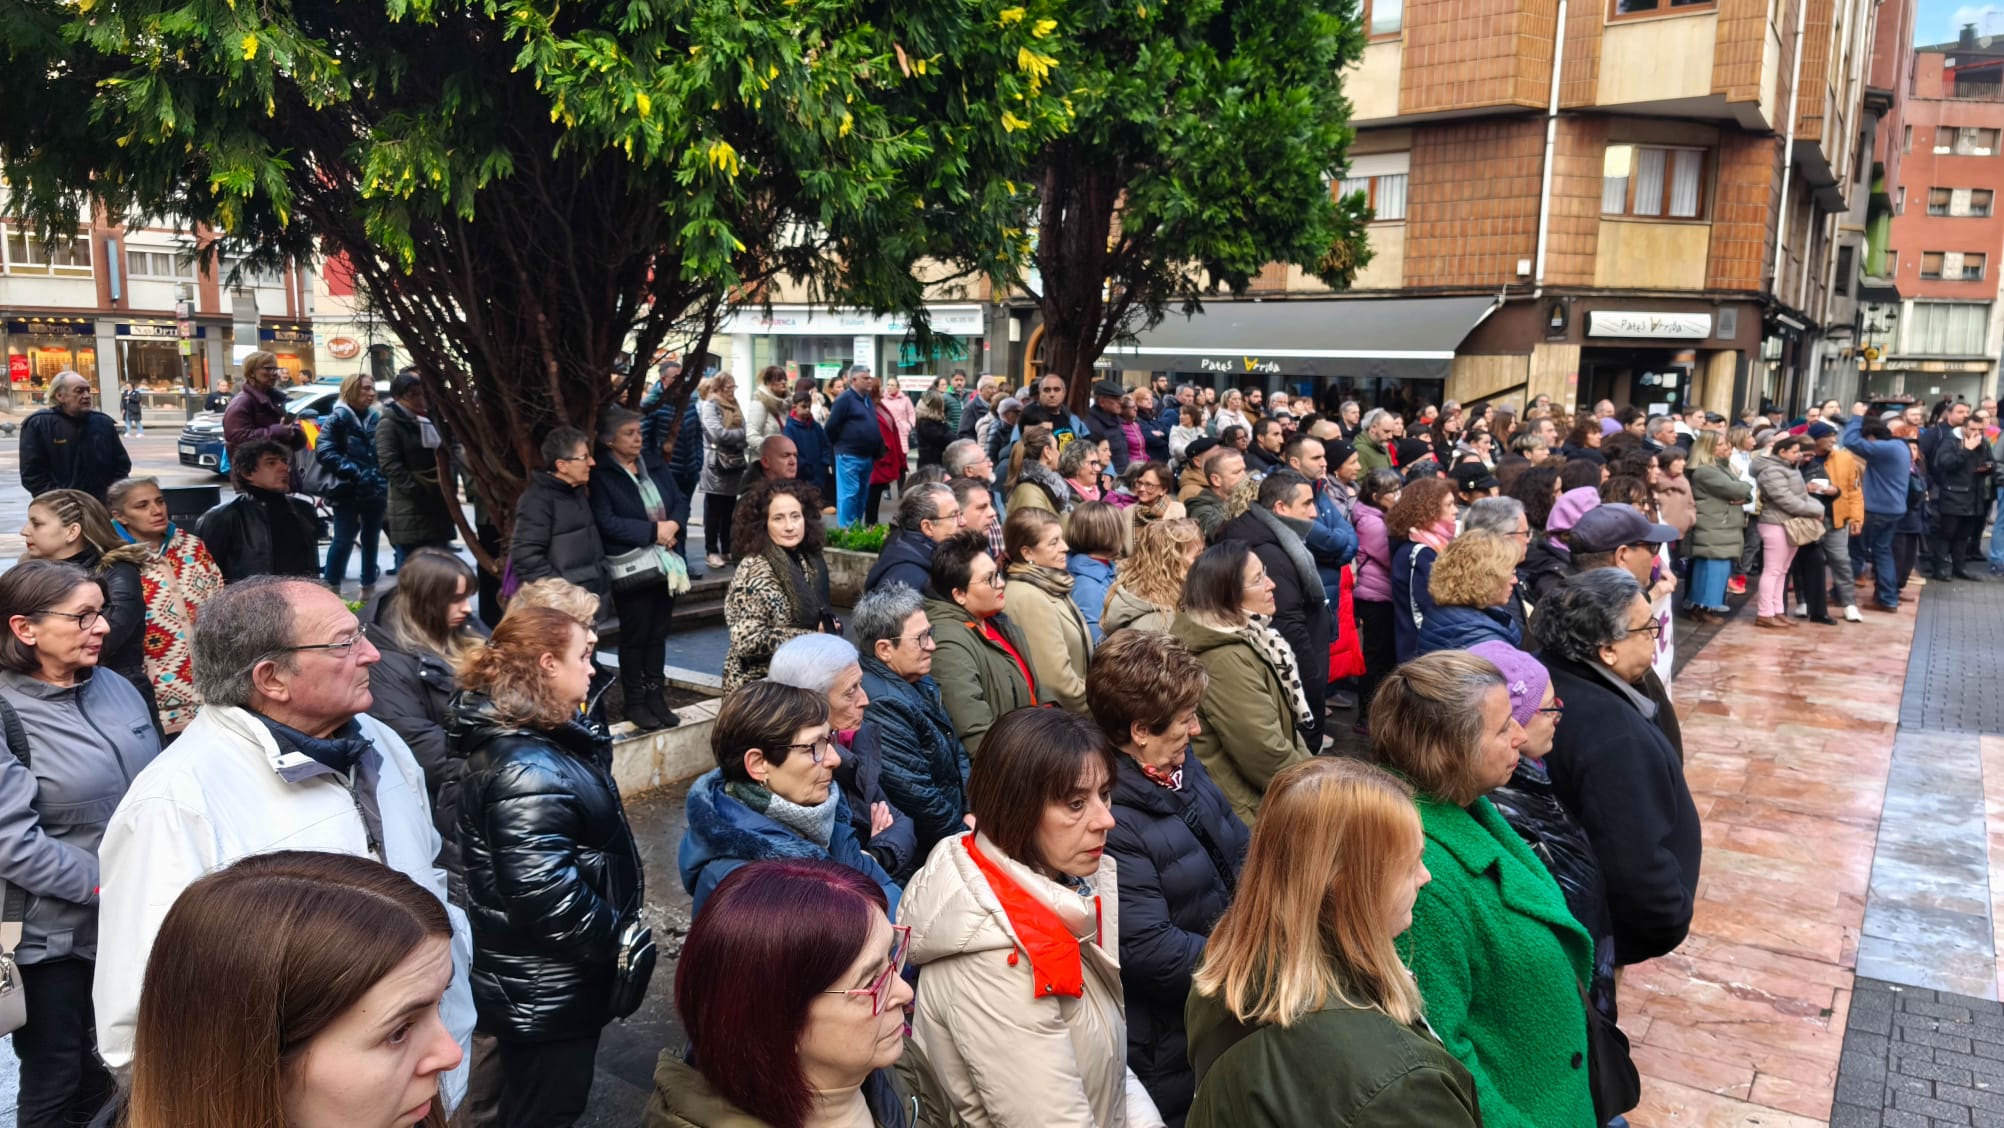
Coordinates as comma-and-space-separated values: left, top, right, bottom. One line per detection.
1352, 502, 1394, 604
1686, 463, 1753, 559
1167, 615, 1310, 827
922, 598, 1037, 757
1415, 603, 1521, 656
1002, 564, 1094, 714
1106, 753, 1247, 1125
95, 705, 474, 1102
860, 655, 971, 861
867, 530, 941, 598
1102, 585, 1175, 635
678, 768, 900, 917
314, 400, 387, 505
0, 667, 159, 965
1517, 536, 1572, 608
900, 832, 1165, 1128
511, 470, 612, 604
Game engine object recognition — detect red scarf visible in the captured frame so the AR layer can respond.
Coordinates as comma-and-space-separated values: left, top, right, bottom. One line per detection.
964, 836, 1099, 1000
980, 620, 1039, 705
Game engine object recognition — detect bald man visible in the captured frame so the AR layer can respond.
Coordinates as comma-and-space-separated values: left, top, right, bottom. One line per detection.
20, 370, 131, 501
738, 433, 800, 495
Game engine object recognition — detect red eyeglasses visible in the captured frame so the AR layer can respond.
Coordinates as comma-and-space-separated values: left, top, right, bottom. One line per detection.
822, 924, 911, 1016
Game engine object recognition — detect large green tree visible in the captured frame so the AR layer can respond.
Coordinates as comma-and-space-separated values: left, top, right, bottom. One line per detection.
974, 0, 1376, 411
0, 0, 1067, 533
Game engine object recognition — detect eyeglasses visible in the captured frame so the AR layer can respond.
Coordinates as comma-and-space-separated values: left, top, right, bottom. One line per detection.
823, 925, 912, 1016
973, 570, 1007, 590
1244, 571, 1271, 589
781, 735, 837, 765
32, 608, 101, 631
896, 628, 937, 648
1537, 696, 1565, 719
555, 451, 592, 464
1628, 619, 1664, 640
259, 632, 366, 664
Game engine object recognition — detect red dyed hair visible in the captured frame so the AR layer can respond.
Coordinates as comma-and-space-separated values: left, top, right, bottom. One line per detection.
674, 860, 889, 1128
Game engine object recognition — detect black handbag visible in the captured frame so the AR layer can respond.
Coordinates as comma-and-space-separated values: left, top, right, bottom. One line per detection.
1578, 980, 1640, 1121
607, 910, 656, 1020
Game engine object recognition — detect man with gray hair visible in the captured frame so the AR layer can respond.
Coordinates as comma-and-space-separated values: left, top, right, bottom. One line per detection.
1355, 407, 1397, 473
20, 369, 131, 501
863, 482, 962, 595
1463, 496, 1530, 561
942, 437, 993, 483
93, 576, 475, 1104
852, 583, 971, 858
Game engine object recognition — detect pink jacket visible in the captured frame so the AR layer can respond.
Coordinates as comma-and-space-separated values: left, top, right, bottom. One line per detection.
1353, 502, 1393, 603
881, 388, 916, 459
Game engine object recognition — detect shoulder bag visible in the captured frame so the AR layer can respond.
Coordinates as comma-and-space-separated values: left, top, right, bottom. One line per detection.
605, 547, 668, 594
1579, 979, 1641, 1121
607, 884, 656, 1021
0, 697, 33, 1034
1783, 514, 1826, 547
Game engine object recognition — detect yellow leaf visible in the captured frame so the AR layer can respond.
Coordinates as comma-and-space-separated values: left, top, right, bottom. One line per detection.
1001, 110, 1028, 132
636, 92, 651, 116
839, 112, 853, 137
769, 64, 779, 79
241, 34, 258, 60
914, 57, 926, 75
997, 6, 1024, 24
1032, 17, 1055, 36
706, 139, 740, 177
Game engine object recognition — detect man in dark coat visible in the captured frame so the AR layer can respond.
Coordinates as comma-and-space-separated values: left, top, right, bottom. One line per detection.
1929, 418, 1992, 580
1221, 470, 1330, 753
863, 482, 962, 596
854, 585, 973, 860
1083, 380, 1134, 473
1280, 433, 1359, 611
195, 441, 323, 583
510, 427, 612, 612
825, 366, 885, 527
375, 371, 460, 567
1533, 569, 1701, 966
19, 370, 132, 501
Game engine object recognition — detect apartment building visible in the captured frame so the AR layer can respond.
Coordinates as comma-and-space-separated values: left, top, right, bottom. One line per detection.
1866, 32, 2004, 405
1087, 0, 1896, 419
0, 206, 316, 410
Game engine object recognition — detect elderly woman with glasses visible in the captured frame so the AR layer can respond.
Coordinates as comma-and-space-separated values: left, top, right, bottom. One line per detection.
923, 531, 1037, 757
680, 680, 900, 916
769, 633, 920, 885
853, 584, 972, 863
0, 560, 162, 1124
1531, 568, 1701, 975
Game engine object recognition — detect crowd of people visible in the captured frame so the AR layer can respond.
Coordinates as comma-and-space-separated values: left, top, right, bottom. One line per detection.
6, 353, 2000, 1128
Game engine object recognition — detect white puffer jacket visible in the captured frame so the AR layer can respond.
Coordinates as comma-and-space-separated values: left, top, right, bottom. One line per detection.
900, 832, 1164, 1128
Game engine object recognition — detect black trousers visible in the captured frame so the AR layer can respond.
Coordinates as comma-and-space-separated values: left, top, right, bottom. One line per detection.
1895, 532, 1922, 590
1933, 513, 1982, 575
13, 958, 114, 1128
1789, 541, 1828, 620
702, 492, 735, 558
1354, 599, 1397, 733
492, 1031, 602, 1128
612, 583, 676, 683
866, 481, 891, 525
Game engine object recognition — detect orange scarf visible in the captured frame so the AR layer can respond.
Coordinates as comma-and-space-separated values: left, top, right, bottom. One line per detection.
963, 836, 1099, 1000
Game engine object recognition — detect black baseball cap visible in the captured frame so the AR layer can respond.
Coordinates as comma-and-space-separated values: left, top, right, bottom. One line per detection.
1570, 503, 1678, 554
1450, 462, 1500, 492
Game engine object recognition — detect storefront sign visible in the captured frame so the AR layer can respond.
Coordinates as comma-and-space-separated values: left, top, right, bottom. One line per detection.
326, 336, 362, 359
260, 326, 314, 345
7, 356, 27, 383
1197, 356, 1282, 376
4, 319, 93, 337
720, 305, 986, 338
119, 322, 206, 339
1586, 311, 1712, 340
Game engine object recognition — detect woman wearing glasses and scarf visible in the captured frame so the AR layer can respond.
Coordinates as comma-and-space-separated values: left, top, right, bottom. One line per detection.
679, 680, 901, 918
452, 603, 644, 1126
0, 559, 162, 1124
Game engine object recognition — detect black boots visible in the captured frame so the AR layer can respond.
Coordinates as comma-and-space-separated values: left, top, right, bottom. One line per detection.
646, 674, 681, 728
622, 668, 673, 732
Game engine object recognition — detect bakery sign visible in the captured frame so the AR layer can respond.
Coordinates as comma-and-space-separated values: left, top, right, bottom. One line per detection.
1586, 311, 1713, 340
1199, 356, 1282, 375
326, 337, 362, 360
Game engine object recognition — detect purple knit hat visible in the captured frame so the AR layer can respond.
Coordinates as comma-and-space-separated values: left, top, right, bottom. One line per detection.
1468, 641, 1552, 727
1599, 416, 1624, 437
1546, 486, 1602, 534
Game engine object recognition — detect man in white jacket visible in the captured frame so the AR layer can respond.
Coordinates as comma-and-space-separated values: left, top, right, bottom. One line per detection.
92, 576, 475, 1107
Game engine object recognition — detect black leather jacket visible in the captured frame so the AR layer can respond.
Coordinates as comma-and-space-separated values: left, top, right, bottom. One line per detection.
451, 691, 642, 1041
193, 490, 322, 583
68, 545, 158, 726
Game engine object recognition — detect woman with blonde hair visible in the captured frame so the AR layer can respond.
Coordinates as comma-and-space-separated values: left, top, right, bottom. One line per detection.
1004, 423, 1067, 514
1103, 517, 1202, 635
316, 369, 388, 588
746, 364, 790, 445
452, 604, 646, 1124
128, 851, 464, 1128
1185, 757, 1475, 1127
105, 476, 225, 734
1416, 530, 1524, 654
20, 488, 156, 719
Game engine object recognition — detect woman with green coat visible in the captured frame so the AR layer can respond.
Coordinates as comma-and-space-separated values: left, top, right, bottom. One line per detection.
1373, 651, 1597, 1128
1168, 542, 1313, 827
1684, 428, 1754, 620
1186, 758, 1478, 1128
922, 532, 1037, 757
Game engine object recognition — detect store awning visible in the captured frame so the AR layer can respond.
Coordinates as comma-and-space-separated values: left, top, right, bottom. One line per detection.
1103, 296, 1500, 381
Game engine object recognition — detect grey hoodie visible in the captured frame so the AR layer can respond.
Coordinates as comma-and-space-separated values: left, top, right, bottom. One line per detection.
0, 666, 160, 963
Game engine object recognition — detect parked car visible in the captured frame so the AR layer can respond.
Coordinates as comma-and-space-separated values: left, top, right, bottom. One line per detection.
179, 386, 344, 476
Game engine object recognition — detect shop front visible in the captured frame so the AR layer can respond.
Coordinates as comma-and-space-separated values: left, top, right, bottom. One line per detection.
1099, 295, 1499, 415
116, 322, 208, 392
3, 317, 98, 404
257, 323, 318, 383
720, 304, 988, 389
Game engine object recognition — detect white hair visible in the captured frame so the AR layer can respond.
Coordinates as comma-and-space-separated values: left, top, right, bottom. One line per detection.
768, 634, 861, 695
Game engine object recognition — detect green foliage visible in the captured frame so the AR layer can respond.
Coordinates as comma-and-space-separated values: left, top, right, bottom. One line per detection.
825, 523, 890, 553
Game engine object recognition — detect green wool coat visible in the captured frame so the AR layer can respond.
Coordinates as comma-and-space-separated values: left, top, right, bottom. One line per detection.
1401, 795, 1597, 1128
1168, 614, 1311, 827
1184, 980, 1480, 1128
1686, 463, 1753, 559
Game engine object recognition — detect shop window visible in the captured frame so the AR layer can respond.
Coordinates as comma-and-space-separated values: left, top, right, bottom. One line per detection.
1601, 144, 1708, 219
3, 229, 92, 277
1610, 0, 1713, 17
1904, 301, 1990, 355
1934, 127, 2001, 156
1335, 172, 1408, 221
1364, 0, 1401, 36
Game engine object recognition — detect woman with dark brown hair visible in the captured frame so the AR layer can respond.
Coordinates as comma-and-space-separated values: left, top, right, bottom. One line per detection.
724, 479, 835, 691
128, 850, 464, 1128
452, 605, 646, 1125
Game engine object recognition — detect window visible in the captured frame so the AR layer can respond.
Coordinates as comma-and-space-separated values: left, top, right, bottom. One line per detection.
1904, 124, 1913, 153
1835, 244, 1854, 297
1601, 144, 1708, 218
1887, 248, 1897, 274
1336, 173, 1408, 221
1898, 186, 1907, 213
125, 248, 191, 279
2, 229, 92, 276
1365, 0, 1401, 35
1929, 188, 1952, 215
1918, 251, 1984, 280
1904, 301, 1991, 355
1934, 126, 2001, 155
1928, 187, 1994, 216
1611, 0, 1713, 15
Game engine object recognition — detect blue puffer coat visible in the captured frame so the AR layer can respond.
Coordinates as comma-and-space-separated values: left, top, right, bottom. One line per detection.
1066, 553, 1116, 644
314, 402, 387, 504
1106, 751, 1248, 1128
834, 722, 921, 884
677, 768, 900, 916
864, 530, 938, 598
1307, 481, 1360, 616
645, 397, 706, 483
857, 655, 970, 862
1416, 603, 1523, 656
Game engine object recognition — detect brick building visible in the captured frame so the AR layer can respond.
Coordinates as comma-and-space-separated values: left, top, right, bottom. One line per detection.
1089, 0, 1901, 419
1865, 31, 2004, 405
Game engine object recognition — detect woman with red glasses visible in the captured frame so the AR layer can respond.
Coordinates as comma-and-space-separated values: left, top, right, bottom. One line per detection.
647, 858, 958, 1128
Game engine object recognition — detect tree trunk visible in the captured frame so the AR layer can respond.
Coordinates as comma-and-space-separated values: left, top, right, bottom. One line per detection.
1034, 158, 1129, 419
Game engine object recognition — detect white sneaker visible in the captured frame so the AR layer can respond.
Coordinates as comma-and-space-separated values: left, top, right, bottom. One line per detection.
1792, 602, 1808, 618
1844, 605, 1863, 622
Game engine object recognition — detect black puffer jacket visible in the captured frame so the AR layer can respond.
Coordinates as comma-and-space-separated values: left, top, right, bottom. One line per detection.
65, 545, 157, 724
510, 471, 612, 608
833, 722, 920, 884
1105, 751, 1249, 1127
1488, 755, 1619, 1021
452, 691, 643, 1041
1518, 536, 1572, 608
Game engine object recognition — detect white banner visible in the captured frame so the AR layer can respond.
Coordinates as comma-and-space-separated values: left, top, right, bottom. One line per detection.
1586, 311, 1712, 339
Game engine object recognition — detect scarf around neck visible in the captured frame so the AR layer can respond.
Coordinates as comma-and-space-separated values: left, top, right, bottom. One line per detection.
726, 779, 842, 848
1411, 520, 1454, 555
1237, 614, 1315, 728
1007, 560, 1075, 599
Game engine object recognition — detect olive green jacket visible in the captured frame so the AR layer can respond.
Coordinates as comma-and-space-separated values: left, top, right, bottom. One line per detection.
644, 1040, 965, 1128
1167, 614, 1310, 826
923, 596, 1037, 757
